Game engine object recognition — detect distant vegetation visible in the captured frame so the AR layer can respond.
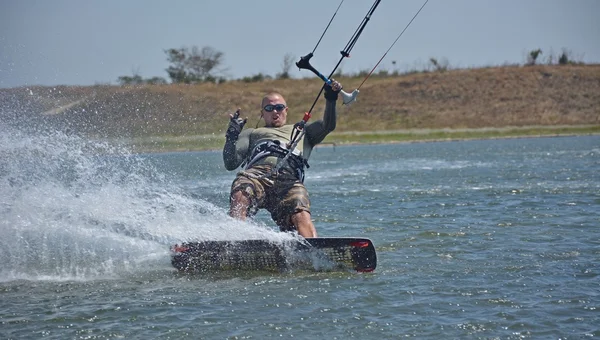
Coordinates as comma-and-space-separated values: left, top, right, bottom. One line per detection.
2, 46, 597, 153
117, 45, 588, 85
2, 63, 598, 151
525, 47, 583, 66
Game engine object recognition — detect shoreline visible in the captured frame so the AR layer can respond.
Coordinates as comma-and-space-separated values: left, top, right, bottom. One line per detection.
119, 125, 600, 153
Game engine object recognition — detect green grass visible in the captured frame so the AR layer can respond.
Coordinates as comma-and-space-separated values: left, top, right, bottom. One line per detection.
324, 125, 600, 145
124, 125, 600, 153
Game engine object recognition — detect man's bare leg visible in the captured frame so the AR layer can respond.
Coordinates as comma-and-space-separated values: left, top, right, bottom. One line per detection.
232, 191, 316, 238
229, 190, 250, 220
291, 211, 317, 238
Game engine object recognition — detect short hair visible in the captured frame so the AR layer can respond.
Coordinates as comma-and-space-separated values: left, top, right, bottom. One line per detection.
261, 92, 286, 107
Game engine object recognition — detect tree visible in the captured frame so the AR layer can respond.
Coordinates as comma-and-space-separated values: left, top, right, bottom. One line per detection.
145, 77, 167, 85
558, 48, 572, 65
526, 48, 542, 66
165, 48, 188, 83
117, 67, 167, 85
117, 67, 143, 85
429, 57, 449, 72
276, 53, 295, 79
117, 75, 143, 85
164, 46, 226, 83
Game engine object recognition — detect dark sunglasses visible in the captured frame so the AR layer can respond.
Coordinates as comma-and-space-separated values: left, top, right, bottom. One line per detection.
263, 104, 287, 112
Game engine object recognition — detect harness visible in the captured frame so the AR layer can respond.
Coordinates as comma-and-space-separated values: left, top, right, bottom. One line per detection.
243, 140, 310, 182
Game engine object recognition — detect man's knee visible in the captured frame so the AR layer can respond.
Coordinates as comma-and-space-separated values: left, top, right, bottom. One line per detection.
230, 184, 262, 219
230, 189, 250, 219
290, 210, 317, 238
231, 189, 248, 203
278, 208, 311, 231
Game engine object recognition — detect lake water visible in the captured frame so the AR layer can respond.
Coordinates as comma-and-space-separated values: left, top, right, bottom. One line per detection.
1, 126, 599, 339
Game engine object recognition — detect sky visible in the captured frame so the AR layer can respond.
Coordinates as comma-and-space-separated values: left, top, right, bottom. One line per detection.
1, 0, 599, 88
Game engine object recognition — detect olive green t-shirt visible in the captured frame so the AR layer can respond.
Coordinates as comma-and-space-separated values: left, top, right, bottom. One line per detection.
223, 101, 337, 171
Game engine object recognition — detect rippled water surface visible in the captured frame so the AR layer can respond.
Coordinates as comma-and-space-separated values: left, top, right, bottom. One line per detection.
1, 128, 599, 339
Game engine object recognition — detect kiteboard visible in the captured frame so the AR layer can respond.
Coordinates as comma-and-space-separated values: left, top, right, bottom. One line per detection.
171, 237, 376, 273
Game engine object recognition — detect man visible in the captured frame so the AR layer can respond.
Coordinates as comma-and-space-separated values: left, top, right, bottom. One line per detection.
222, 80, 343, 238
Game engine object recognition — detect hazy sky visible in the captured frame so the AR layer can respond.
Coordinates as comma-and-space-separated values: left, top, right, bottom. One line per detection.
1, 0, 599, 88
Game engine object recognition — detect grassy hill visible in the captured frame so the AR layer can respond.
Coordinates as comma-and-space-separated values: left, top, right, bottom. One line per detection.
2, 64, 599, 151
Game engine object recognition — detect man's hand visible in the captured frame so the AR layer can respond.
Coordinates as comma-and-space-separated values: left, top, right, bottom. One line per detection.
324, 79, 343, 101
226, 108, 247, 141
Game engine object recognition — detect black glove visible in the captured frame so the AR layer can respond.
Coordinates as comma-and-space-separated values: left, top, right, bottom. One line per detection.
226, 109, 247, 141
324, 83, 340, 101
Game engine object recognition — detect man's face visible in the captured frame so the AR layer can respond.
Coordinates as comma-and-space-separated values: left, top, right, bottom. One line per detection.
261, 94, 288, 128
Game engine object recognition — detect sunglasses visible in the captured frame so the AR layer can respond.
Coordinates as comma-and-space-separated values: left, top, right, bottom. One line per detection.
263, 104, 287, 112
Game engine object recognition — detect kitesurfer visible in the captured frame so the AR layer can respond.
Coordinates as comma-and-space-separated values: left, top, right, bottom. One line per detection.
222, 80, 343, 238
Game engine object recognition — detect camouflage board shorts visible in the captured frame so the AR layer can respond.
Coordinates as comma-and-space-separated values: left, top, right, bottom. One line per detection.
230, 165, 311, 231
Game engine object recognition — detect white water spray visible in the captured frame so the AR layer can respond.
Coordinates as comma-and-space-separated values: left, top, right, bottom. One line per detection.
0, 122, 285, 281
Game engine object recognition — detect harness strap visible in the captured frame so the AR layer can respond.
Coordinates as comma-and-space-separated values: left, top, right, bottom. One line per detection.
244, 140, 309, 181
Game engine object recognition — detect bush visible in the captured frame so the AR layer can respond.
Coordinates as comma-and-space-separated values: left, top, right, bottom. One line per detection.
241, 73, 272, 83
526, 49, 542, 66
429, 57, 449, 72
558, 48, 571, 65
